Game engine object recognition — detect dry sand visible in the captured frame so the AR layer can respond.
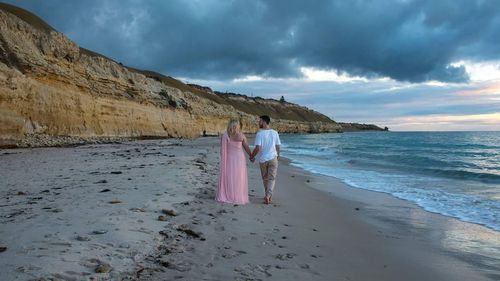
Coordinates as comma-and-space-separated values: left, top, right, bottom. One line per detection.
0, 137, 498, 280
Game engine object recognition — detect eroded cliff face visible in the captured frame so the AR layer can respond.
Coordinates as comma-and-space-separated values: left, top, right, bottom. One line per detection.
0, 6, 342, 147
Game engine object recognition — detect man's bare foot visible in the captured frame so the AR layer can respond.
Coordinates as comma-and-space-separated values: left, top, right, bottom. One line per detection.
264, 195, 270, 204
268, 195, 272, 203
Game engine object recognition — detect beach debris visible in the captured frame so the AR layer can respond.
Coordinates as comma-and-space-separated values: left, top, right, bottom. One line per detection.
161, 208, 178, 216
159, 230, 170, 237
176, 224, 204, 240
0, 246, 7, 252
92, 230, 108, 235
159, 259, 192, 272
99, 188, 111, 193
108, 200, 122, 204
76, 235, 91, 241
158, 215, 168, 221
95, 262, 112, 273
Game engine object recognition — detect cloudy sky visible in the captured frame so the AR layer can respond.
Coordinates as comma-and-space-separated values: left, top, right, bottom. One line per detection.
5, 0, 500, 130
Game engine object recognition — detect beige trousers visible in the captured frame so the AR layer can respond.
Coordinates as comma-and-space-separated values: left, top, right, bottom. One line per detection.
259, 157, 278, 196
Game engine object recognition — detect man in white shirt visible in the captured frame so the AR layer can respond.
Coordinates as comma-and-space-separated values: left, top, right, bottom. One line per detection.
250, 115, 281, 204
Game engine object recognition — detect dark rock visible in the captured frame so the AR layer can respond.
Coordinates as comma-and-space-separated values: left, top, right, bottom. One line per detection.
158, 215, 168, 221
108, 200, 122, 204
99, 189, 111, 193
0, 246, 7, 252
17, 191, 27, 195
110, 171, 122, 174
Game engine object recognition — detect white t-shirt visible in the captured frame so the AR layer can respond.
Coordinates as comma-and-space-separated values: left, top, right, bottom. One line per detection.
254, 129, 281, 163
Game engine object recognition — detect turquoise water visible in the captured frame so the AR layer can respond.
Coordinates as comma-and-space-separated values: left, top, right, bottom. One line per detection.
281, 131, 500, 231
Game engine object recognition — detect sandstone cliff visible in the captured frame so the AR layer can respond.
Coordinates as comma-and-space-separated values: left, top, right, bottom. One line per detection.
0, 4, 346, 147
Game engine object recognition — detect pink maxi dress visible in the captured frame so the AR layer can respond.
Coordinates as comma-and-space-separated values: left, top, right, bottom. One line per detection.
215, 132, 249, 204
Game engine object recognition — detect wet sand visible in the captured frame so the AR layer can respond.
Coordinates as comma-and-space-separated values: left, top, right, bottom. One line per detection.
0, 137, 498, 280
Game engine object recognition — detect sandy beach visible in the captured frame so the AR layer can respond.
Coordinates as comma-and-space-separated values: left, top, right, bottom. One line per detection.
0, 137, 498, 281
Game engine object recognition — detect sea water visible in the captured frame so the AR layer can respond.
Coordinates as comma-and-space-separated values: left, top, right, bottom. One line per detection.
281, 131, 500, 231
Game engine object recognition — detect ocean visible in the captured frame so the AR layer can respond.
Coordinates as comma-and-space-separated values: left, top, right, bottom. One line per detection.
281, 131, 500, 232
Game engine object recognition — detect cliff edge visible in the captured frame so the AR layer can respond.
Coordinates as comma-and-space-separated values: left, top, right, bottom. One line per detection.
0, 4, 382, 148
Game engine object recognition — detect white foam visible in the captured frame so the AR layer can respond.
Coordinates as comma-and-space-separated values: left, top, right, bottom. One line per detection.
287, 156, 500, 231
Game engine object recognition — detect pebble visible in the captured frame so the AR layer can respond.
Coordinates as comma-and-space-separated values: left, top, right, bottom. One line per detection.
109, 200, 122, 204
100, 189, 111, 193
162, 209, 178, 216
110, 171, 122, 174
92, 230, 108, 235
0, 246, 7, 252
95, 263, 112, 273
76, 236, 91, 241
158, 215, 168, 221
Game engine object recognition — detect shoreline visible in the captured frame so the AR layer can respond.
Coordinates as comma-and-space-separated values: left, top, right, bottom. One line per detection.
0, 137, 498, 280
286, 157, 500, 232
282, 158, 500, 278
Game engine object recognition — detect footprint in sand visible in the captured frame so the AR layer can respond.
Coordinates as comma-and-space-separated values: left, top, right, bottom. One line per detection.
274, 253, 296, 261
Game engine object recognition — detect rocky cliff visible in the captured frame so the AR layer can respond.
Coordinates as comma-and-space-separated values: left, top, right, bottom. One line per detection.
0, 4, 379, 148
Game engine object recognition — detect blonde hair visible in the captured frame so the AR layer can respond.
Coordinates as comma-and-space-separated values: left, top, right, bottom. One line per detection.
226, 119, 241, 138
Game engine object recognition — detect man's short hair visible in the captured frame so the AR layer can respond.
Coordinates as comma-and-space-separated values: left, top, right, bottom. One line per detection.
260, 115, 271, 125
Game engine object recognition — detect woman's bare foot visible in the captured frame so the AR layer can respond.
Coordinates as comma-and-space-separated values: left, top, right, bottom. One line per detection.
264, 195, 270, 204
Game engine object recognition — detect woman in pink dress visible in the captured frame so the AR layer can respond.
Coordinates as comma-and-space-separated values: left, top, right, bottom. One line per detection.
215, 119, 251, 205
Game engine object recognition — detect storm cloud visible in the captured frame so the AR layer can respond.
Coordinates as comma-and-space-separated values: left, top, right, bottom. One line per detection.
4, 0, 500, 82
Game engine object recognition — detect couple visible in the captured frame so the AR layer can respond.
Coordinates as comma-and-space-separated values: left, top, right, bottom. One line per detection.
215, 115, 281, 205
